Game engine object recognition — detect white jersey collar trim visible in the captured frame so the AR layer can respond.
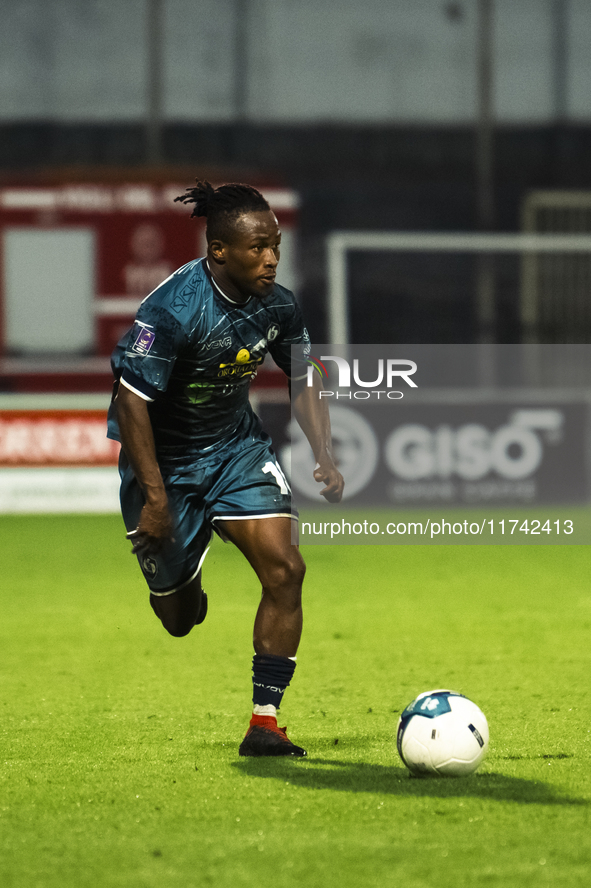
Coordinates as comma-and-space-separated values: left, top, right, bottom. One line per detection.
205, 260, 252, 307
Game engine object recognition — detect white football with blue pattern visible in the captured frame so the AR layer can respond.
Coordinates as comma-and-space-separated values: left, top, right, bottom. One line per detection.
397, 689, 489, 777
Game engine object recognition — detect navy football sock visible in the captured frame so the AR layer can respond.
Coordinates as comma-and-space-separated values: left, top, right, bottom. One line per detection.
251, 654, 296, 712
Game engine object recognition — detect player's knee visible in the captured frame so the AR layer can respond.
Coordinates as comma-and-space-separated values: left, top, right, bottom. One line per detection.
276, 554, 306, 588
292, 555, 306, 588
263, 552, 306, 598
164, 620, 194, 638
157, 610, 196, 637
150, 594, 196, 637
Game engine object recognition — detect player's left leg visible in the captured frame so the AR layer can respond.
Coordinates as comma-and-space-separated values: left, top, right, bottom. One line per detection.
119, 452, 212, 636
218, 516, 307, 757
149, 574, 207, 637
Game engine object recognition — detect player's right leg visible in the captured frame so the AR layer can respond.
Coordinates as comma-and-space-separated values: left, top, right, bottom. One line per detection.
119, 453, 211, 636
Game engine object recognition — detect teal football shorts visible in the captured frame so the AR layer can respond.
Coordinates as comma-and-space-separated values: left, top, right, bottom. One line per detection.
119, 432, 296, 595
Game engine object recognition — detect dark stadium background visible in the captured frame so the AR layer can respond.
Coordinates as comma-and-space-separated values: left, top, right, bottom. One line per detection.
1, 0, 589, 354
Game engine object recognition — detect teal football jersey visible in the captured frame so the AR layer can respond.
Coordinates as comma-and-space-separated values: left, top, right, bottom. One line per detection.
108, 258, 310, 468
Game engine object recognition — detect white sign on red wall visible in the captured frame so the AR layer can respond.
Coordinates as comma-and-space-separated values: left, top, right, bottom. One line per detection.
0, 183, 299, 357
0, 410, 119, 466
0, 403, 120, 512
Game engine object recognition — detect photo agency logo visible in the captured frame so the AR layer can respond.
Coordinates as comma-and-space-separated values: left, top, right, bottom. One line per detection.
288, 343, 591, 508
306, 354, 418, 400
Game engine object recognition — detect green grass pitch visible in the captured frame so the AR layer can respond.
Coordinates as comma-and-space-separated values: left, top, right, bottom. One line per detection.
1, 515, 590, 888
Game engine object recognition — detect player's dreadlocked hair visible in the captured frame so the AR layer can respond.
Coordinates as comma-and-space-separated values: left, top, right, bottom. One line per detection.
174, 180, 270, 243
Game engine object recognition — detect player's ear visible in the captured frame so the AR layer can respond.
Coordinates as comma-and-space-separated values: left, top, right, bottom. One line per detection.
208, 238, 226, 264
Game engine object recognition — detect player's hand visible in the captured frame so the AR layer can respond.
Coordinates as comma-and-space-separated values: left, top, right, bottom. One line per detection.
313, 460, 344, 503
126, 496, 175, 557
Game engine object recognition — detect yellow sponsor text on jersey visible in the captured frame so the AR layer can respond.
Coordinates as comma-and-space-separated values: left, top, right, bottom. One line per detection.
218, 348, 263, 379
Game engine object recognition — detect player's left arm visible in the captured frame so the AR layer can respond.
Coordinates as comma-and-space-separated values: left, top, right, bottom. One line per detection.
267, 291, 343, 501
290, 374, 344, 503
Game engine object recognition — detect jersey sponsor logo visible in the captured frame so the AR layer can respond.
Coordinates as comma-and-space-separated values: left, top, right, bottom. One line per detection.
203, 336, 232, 351
132, 326, 156, 355
266, 323, 280, 342
186, 381, 216, 405
218, 348, 264, 379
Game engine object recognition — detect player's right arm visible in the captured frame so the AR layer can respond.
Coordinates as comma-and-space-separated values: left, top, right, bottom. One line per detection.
116, 384, 174, 555
111, 289, 191, 554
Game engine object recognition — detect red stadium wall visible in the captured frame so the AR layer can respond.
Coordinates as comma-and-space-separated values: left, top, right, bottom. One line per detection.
0, 180, 299, 367
0, 410, 119, 467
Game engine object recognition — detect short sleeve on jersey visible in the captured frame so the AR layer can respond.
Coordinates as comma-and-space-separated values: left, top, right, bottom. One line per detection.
120, 371, 158, 401
120, 306, 187, 395
267, 296, 310, 379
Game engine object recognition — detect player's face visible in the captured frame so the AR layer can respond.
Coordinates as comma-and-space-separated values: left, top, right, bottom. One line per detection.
211, 210, 281, 301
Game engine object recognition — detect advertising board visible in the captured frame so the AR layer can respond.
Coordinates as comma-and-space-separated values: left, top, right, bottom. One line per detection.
0, 396, 119, 512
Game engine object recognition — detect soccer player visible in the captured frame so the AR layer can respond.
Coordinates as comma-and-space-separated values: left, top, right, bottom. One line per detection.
107, 180, 344, 757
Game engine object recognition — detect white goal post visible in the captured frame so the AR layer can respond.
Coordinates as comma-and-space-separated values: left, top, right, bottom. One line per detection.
326, 231, 591, 345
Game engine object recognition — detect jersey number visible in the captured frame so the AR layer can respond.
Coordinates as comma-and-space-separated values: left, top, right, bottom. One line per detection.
262, 460, 289, 495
